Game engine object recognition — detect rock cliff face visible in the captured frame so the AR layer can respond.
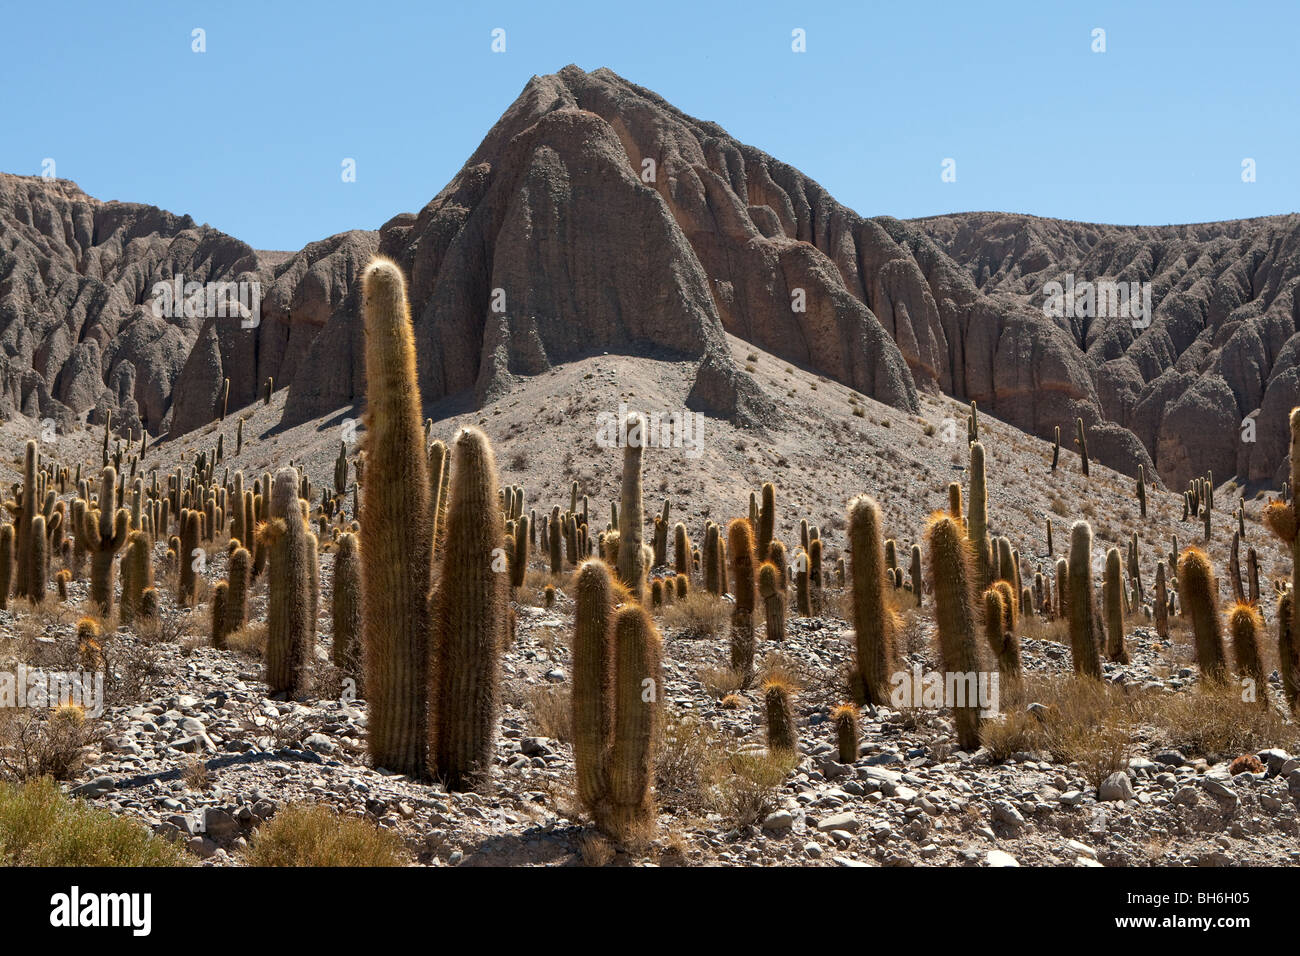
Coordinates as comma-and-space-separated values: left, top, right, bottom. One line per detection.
3, 66, 1298, 489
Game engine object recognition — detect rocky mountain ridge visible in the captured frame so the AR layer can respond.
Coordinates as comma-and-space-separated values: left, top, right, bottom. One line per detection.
3, 65, 1298, 489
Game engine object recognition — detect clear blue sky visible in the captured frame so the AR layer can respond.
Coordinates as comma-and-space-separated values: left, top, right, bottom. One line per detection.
3, 0, 1295, 251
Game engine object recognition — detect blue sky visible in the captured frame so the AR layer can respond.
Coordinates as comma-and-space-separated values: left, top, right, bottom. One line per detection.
3, 1, 1295, 250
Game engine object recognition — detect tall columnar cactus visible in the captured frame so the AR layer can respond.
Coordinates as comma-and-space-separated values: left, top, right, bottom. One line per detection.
728, 519, 757, 683
81, 466, 130, 615
794, 548, 811, 616
925, 514, 984, 749
757, 482, 776, 560
224, 545, 251, 640
758, 560, 785, 642
1137, 465, 1147, 518
848, 495, 894, 706
1051, 425, 1060, 472
179, 509, 201, 606
29, 515, 46, 603
323, 529, 359, 685
967, 441, 991, 588
428, 427, 507, 790
947, 482, 963, 524
1067, 521, 1103, 678
1104, 547, 1129, 663
763, 678, 797, 755
511, 514, 530, 590
8, 440, 40, 598
120, 531, 152, 626
572, 560, 662, 839
1153, 560, 1169, 639
1076, 417, 1089, 476
359, 258, 433, 777
266, 469, 313, 696
0, 523, 12, 610
1279, 591, 1298, 714
673, 522, 690, 576
616, 413, 647, 603
703, 523, 720, 595
1227, 601, 1266, 707
909, 544, 923, 607
1177, 547, 1227, 686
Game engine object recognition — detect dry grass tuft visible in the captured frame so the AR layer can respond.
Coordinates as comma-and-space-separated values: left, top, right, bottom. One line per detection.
242, 804, 411, 867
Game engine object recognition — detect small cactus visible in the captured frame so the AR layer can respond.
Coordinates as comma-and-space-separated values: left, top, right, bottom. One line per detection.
758, 560, 785, 642
831, 704, 858, 763
762, 678, 797, 755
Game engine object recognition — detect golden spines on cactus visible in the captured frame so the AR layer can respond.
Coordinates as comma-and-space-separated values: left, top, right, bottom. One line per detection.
758, 560, 786, 642
991, 579, 1017, 633
674, 573, 688, 599
762, 677, 797, 755
428, 427, 507, 790
831, 703, 858, 763
266, 470, 313, 697
947, 482, 963, 524
1227, 601, 1266, 706
1066, 521, 1103, 679
360, 257, 433, 778
925, 513, 984, 749
1104, 547, 1129, 663
616, 413, 648, 603
1177, 546, 1227, 686
727, 518, 757, 683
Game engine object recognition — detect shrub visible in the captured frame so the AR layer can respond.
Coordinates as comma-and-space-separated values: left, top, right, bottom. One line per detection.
0, 777, 189, 866
243, 804, 411, 866
661, 591, 731, 640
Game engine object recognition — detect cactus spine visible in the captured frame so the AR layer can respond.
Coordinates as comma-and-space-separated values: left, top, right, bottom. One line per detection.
832, 704, 858, 763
